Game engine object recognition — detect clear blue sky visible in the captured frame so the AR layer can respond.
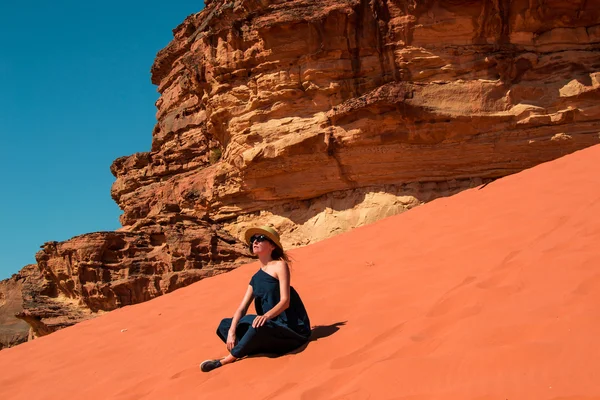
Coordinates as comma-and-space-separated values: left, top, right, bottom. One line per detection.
0, 1, 205, 280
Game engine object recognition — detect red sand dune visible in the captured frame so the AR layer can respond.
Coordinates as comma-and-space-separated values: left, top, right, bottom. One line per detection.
2, 145, 600, 400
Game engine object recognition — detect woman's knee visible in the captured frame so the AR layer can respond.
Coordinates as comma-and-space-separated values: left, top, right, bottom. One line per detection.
216, 318, 233, 337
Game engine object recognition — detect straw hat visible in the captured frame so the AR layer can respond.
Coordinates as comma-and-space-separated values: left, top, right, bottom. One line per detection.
244, 226, 283, 251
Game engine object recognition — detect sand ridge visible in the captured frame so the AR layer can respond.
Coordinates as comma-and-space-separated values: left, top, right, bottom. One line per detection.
1, 145, 600, 399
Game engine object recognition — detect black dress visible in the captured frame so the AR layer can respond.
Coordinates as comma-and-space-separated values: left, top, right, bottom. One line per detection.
216, 268, 311, 358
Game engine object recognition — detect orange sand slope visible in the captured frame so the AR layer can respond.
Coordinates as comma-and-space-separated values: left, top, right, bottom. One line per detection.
2, 145, 600, 400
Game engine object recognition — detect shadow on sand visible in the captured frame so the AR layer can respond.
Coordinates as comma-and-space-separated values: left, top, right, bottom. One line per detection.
245, 321, 347, 359
288, 321, 347, 355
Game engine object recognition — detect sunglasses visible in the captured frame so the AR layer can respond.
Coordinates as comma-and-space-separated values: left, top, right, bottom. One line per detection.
250, 234, 270, 244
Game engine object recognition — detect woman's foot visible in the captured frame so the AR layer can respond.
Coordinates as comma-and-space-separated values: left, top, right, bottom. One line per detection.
199, 359, 222, 372
200, 354, 237, 372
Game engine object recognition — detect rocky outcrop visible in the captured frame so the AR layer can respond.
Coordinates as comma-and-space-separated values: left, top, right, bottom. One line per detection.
2, 222, 249, 344
0, 267, 33, 349
33, 222, 247, 312
113, 0, 600, 249
4, 0, 600, 345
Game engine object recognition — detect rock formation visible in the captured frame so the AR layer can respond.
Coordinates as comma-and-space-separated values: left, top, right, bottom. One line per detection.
0, 223, 249, 348
3, 0, 600, 346
0, 267, 32, 349
114, 0, 600, 248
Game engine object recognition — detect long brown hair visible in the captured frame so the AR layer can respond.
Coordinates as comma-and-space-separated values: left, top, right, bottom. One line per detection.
271, 246, 292, 265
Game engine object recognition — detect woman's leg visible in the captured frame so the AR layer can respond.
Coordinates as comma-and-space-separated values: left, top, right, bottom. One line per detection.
230, 319, 308, 358
202, 318, 240, 372
203, 317, 307, 372
204, 316, 256, 371
216, 318, 233, 344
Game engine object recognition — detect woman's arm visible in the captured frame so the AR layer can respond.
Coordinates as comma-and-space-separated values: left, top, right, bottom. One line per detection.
227, 285, 254, 350
252, 261, 291, 328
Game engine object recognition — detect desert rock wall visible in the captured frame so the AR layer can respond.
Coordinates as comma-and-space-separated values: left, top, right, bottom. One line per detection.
112, 0, 600, 248
1, 221, 250, 346
0, 267, 32, 349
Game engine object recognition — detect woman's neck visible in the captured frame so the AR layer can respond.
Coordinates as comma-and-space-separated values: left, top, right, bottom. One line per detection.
258, 254, 273, 267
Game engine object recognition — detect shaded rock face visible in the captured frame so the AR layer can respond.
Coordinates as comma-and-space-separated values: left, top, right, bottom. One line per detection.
1, 222, 249, 345
34, 223, 247, 313
113, 0, 600, 249
0, 267, 33, 349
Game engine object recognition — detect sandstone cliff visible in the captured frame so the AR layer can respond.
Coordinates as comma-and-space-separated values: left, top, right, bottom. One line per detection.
0, 267, 32, 349
114, 0, 600, 248
3, 0, 599, 346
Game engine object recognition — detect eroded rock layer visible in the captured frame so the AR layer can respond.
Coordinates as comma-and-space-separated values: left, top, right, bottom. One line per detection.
113, 0, 600, 249
1, 221, 249, 345
0, 267, 32, 349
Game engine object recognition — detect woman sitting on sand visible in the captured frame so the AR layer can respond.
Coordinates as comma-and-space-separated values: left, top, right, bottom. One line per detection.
200, 226, 311, 372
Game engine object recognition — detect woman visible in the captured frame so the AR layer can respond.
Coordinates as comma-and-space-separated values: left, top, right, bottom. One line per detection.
200, 226, 311, 372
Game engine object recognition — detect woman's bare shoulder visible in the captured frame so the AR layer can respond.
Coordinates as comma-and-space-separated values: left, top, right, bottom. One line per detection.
270, 259, 289, 271
270, 259, 287, 267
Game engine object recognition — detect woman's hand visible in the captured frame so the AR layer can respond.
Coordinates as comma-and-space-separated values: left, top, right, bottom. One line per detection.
252, 314, 270, 328
226, 330, 236, 351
